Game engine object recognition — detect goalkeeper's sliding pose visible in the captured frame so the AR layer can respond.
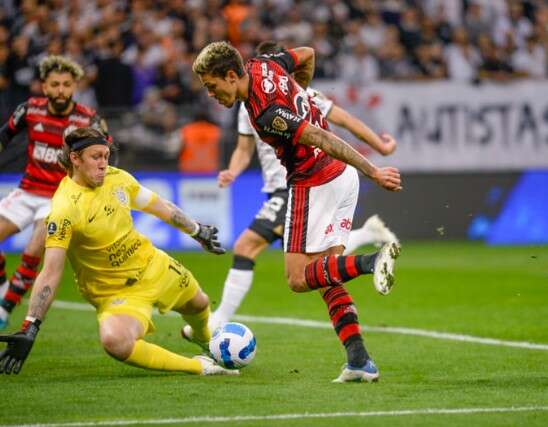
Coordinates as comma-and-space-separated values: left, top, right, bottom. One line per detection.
0, 127, 237, 377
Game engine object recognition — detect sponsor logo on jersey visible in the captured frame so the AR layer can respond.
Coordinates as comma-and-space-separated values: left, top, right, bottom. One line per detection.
32, 141, 63, 164
261, 78, 276, 94
68, 114, 91, 125
33, 123, 44, 132
57, 219, 71, 241
71, 193, 82, 205
113, 187, 128, 206
27, 107, 47, 116
272, 116, 288, 131
104, 205, 115, 216
278, 76, 289, 95
274, 108, 300, 122
47, 222, 57, 235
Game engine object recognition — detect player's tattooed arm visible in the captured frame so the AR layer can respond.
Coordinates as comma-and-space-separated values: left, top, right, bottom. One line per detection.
142, 196, 199, 235
299, 123, 402, 191
166, 200, 199, 235
299, 123, 378, 176
291, 47, 315, 88
26, 248, 66, 321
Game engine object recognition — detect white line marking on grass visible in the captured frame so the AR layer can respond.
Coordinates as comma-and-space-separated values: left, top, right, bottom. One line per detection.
50, 300, 548, 351
7, 406, 548, 427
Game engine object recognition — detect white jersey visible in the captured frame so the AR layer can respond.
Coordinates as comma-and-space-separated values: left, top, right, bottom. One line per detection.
237, 87, 334, 193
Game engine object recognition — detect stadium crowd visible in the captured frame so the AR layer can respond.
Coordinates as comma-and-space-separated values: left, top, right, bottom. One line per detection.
0, 0, 546, 164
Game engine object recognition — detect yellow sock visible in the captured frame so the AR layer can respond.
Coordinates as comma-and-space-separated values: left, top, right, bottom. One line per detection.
183, 306, 211, 343
125, 340, 202, 374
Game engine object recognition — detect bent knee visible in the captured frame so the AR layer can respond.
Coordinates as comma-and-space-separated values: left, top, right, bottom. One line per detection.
286, 274, 308, 293
100, 331, 135, 360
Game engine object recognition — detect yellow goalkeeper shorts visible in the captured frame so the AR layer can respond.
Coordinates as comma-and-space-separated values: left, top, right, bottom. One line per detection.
96, 249, 200, 334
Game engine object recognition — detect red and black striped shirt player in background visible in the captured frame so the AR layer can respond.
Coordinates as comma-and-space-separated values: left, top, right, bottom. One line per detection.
0, 55, 109, 329
192, 41, 402, 383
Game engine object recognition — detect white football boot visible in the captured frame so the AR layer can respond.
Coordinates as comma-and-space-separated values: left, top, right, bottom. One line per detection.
194, 355, 239, 376
332, 359, 379, 383
363, 215, 399, 247
373, 242, 401, 295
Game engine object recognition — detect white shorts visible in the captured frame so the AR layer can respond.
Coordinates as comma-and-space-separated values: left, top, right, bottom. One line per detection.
0, 188, 51, 230
284, 166, 359, 253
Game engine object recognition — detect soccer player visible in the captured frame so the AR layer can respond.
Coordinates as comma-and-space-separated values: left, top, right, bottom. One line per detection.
0, 55, 108, 330
205, 42, 399, 331
0, 127, 236, 376
192, 42, 401, 382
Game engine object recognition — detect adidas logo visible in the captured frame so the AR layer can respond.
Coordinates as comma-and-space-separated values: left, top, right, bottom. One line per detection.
33, 123, 44, 132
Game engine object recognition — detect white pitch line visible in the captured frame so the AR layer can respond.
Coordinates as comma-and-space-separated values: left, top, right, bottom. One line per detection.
6, 406, 548, 427
50, 300, 548, 351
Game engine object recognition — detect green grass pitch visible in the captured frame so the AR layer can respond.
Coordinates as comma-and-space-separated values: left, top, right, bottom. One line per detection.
0, 242, 547, 426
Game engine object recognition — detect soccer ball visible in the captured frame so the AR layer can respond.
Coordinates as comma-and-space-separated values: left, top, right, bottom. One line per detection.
209, 322, 256, 369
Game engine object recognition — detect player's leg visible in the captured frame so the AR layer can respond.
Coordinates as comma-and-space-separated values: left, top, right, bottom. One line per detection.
210, 229, 269, 329
0, 190, 36, 329
0, 217, 22, 297
1, 219, 44, 317
211, 190, 287, 329
344, 214, 399, 254
98, 312, 199, 374
283, 168, 387, 293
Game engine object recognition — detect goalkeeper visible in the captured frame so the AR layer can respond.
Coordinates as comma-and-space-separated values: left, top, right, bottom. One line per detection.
0, 127, 236, 376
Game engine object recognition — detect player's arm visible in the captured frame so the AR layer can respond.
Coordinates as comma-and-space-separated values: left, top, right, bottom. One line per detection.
0, 247, 66, 375
0, 102, 28, 152
143, 195, 225, 255
290, 47, 315, 89
218, 134, 255, 187
327, 105, 396, 156
299, 123, 401, 191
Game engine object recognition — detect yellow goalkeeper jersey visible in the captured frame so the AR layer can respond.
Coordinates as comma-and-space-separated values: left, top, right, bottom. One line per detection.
45, 166, 159, 301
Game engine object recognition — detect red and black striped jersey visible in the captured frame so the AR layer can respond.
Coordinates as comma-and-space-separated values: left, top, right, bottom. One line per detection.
244, 50, 345, 187
2, 97, 105, 197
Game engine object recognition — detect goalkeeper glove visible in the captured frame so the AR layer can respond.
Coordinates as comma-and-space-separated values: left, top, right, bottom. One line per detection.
191, 223, 226, 255
0, 318, 41, 375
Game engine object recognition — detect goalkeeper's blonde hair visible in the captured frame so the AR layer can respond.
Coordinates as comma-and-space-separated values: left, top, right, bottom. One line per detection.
39, 55, 84, 81
58, 127, 104, 175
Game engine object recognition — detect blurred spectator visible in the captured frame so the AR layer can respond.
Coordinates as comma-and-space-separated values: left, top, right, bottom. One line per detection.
492, 0, 533, 48
511, 34, 546, 78
223, 0, 251, 46
117, 87, 179, 154
0, 45, 10, 122
477, 34, 515, 82
360, 10, 387, 53
378, 39, 415, 80
155, 60, 193, 106
94, 39, 133, 110
6, 35, 37, 106
398, 7, 423, 54
464, 1, 493, 44
444, 27, 481, 82
411, 42, 448, 80
178, 111, 221, 173
339, 41, 379, 85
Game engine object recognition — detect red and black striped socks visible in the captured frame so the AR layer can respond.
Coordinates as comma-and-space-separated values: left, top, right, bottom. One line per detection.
0, 253, 41, 312
322, 286, 369, 367
304, 254, 377, 290
0, 252, 6, 286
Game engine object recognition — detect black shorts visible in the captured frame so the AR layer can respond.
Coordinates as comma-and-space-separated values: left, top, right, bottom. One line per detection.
248, 189, 289, 243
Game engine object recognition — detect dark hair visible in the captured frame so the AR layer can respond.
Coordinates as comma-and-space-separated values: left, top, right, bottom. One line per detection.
192, 41, 245, 78
255, 40, 284, 56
